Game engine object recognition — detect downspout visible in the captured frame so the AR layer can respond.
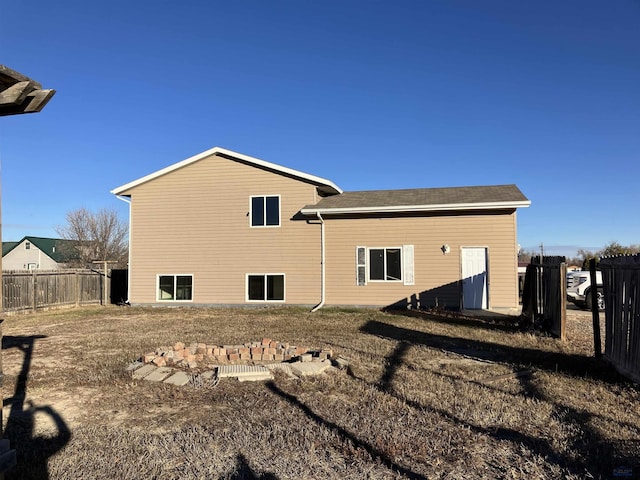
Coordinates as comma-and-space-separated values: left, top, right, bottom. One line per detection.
311, 212, 325, 312
116, 195, 132, 303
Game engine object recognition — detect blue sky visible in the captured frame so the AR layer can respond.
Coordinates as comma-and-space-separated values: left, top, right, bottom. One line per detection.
1, 0, 638, 257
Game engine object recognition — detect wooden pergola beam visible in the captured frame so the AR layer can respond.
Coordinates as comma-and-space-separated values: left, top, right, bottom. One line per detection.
0, 65, 55, 116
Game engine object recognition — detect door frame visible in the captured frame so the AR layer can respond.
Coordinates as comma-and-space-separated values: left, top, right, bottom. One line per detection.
460, 246, 489, 309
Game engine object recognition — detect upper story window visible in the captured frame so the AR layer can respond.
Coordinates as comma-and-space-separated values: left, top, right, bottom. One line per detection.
251, 195, 280, 227
25, 242, 31, 250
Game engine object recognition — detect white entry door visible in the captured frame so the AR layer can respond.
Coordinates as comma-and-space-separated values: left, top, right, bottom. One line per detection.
461, 247, 488, 309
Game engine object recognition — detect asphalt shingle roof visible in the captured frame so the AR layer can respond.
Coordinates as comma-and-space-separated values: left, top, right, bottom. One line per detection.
303, 184, 529, 213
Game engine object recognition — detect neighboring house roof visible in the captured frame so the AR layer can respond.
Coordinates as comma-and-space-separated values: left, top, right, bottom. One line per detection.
111, 146, 343, 196
301, 184, 530, 215
2, 236, 79, 263
2, 241, 19, 257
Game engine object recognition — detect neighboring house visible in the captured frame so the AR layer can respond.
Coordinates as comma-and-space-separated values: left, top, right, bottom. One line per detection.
2, 236, 79, 270
111, 147, 530, 309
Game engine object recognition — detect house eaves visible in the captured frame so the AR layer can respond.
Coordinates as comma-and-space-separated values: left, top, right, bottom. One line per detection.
301, 184, 531, 215
111, 147, 343, 196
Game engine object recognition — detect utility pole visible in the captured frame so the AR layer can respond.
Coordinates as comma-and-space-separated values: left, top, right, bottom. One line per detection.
0, 65, 55, 478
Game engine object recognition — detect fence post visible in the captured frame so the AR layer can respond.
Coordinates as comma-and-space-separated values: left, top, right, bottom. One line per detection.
559, 262, 567, 341
75, 271, 80, 307
589, 259, 602, 358
31, 270, 37, 312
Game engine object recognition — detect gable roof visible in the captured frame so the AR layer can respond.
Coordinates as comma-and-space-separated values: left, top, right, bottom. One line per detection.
2, 241, 19, 257
2, 236, 79, 263
111, 146, 343, 196
301, 184, 530, 215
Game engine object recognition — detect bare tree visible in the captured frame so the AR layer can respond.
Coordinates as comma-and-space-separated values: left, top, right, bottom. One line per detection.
56, 207, 128, 268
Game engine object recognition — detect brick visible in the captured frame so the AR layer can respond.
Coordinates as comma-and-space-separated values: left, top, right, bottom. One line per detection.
206, 347, 214, 356
152, 356, 166, 367
218, 347, 227, 356
250, 347, 263, 355
173, 349, 184, 359
251, 354, 262, 362
173, 342, 185, 351
301, 353, 313, 362
142, 354, 156, 363
186, 354, 196, 363
196, 343, 207, 354
274, 353, 284, 362
182, 348, 191, 358
238, 347, 250, 355
240, 353, 251, 361
262, 353, 274, 362
228, 353, 239, 361
215, 355, 227, 363
195, 354, 204, 362
268, 347, 276, 355
269, 341, 278, 348
261, 338, 271, 346
189, 343, 198, 355
295, 346, 308, 355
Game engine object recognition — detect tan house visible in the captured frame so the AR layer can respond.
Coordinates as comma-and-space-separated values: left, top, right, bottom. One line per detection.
111, 147, 530, 310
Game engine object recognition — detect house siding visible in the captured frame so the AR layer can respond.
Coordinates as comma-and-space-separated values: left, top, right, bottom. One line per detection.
121, 155, 322, 304
322, 211, 519, 308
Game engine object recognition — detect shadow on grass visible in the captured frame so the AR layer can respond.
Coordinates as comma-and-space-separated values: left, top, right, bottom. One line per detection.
2, 335, 71, 480
265, 382, 428, 480
362, 319, 619, 382
384, 307, 524, 334
359, 319, 640, 479
229, 453, 278, 480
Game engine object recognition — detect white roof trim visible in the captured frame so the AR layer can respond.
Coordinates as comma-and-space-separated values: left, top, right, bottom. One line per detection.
111, 146, 343, 195
301, 200, 531, 215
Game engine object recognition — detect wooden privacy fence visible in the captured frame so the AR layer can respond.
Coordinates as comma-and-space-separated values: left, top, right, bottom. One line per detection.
521, 256, 567, 339
599, 255, 640, 383
2, 269, 105, 312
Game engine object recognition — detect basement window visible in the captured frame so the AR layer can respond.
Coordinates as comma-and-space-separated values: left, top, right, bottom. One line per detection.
247, 274, 285, 301
157, 274, 193, 301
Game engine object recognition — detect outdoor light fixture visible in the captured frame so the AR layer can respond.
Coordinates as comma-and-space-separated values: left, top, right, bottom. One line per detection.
441, 244, 450, 255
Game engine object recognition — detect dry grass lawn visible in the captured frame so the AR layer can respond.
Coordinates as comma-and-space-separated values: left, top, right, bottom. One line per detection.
1, 305, 638, 479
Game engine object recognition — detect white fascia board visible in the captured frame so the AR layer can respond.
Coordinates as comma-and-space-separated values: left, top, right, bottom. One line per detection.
111, 146, 343, 195
301, 200, 531, 215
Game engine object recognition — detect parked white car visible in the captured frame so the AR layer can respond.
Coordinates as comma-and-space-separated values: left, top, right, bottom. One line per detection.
566, 270, 604, 311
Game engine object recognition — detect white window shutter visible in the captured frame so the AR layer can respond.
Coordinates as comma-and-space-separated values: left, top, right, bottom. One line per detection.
356, 246, 366, 286
403, 245, 414, 286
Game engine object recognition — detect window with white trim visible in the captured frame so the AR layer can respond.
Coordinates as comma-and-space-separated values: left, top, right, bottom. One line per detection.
370, 247, 402, 281
250, 195, 280, 227
157, 274, 193, 301
356, 245, 415, 285
247, 274, 285, 301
